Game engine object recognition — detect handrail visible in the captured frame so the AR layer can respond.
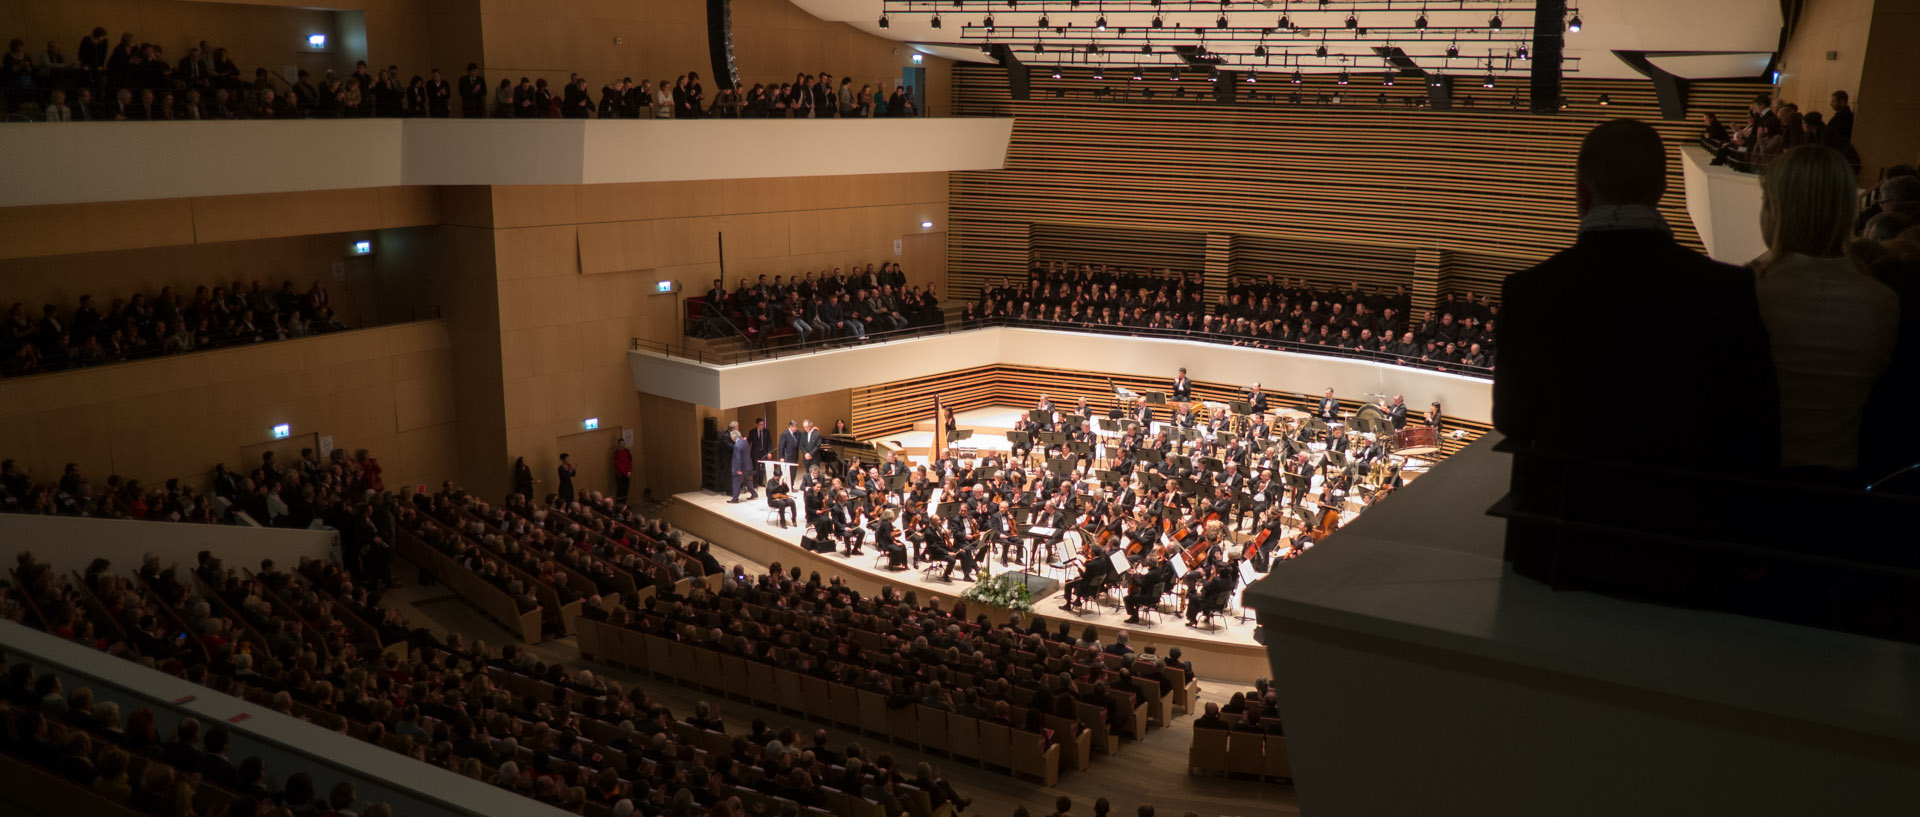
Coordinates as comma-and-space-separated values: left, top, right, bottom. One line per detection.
647, 316, 1494, 379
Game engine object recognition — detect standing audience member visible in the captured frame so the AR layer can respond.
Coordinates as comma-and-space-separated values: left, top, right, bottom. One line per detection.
1751, 145, 1900, 478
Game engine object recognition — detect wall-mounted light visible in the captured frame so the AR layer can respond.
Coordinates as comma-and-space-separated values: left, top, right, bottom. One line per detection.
307, 33, 327, 50
272, 423, 292, 440
583, 418, 600, 431
911, 53, 924, 65
350, 240, 372, 255
921, 221, 935, 228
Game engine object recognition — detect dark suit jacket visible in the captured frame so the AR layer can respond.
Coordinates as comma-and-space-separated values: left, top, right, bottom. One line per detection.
747, 427, 773, 461
799, 429, 823, 458
1496, 228, 1778, 469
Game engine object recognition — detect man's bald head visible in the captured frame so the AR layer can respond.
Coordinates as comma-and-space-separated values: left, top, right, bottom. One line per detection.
1577, 119, 1668, 211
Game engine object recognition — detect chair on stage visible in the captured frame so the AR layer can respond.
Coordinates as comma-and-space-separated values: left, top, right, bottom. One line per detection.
1190, 588, 1231, 630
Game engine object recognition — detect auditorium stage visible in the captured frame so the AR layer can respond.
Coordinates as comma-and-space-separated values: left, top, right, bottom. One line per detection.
664, 488, 1277, 684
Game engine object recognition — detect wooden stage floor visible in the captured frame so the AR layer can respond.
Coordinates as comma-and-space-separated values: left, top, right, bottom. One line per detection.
665, 488, 1276, 684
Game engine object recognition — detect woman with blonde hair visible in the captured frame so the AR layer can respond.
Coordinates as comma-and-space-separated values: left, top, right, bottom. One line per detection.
1753, 144, 1900, 476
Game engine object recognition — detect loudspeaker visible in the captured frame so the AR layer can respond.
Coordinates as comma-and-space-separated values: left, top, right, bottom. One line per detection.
701, 438, 732, 493
1425, 74, 1454, 111
1529, 0, 1566, 115
703, 417, 719, 440
990, 44, 1031, 101
705, 0, 740, 91
1212, 71, 1238, 105
802, 536, 834, 553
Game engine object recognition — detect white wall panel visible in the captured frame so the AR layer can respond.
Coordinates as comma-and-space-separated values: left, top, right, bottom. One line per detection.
0, 118, 1012, 207
629, 327, 1493, 423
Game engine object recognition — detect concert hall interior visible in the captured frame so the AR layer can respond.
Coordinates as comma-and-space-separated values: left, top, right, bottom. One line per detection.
2, 1, 1918, 817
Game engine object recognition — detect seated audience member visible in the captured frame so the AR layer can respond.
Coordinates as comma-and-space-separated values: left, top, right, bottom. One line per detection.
1495, 119, 1779, 469
1751, 145, 1900, 478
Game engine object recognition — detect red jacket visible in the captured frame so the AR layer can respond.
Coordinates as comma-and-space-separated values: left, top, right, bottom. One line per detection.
613, 448, 633, 477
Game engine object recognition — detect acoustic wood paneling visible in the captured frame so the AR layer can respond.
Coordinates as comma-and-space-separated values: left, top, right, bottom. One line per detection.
853, 363, 1487, 459
1230, 235, 1417, 297
1032, 223, 1206, 273
947, 65, 1770, 302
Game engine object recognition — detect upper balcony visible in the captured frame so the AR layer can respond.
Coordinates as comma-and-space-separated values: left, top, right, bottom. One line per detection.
0, 117, 1015, 208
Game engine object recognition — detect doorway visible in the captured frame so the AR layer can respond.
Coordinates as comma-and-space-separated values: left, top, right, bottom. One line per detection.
239, 432, 322, 478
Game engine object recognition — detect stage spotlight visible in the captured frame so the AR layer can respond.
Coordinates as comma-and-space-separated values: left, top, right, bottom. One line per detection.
1488, 14, 1502, 30
1132, 67, 1144, 80
1038, 13, 1049, 26
1517, 44, 1529, 59
1254, 45, 1267, 57
1093, 67, 1104, 80
1315, 44, 1327, 57
878, 14, 889, 28
931, 14, 942, 29
1152, 14, 1164, 28
1415, 12, 1427, 29
1568, 13, 1582, 32
1170, 67, 1182, 81
1338, 69, 1349, 85
1446, 43, 1458, 58
1096, 15, 1108, 30
1382, 70, 1395, 86
1344, 13, 1357, 29
1051, 67, 1062, 79
1290, 70, 1302, 84
1246, 71, 1258, 83
984, 15, 995, 29
1597, 93, 1610, 106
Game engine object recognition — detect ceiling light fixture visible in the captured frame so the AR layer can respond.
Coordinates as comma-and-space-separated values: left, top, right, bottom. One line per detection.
930, 14, 942, 29
1517, 44, 1529, 59
1338, 69, 1349, 85
1051, 67, 1062, 79
1096, 15, 1108, 30
1315, 43, 1328, 58
877, 14, 889, 28
1037, 13, 1049, 26
1133, 67, 1144, 80
1482, 72, 1495, 88
1415, 12, 1427, 29
1568, 12, 1583, 32
1446, 42, 1458, 58
1093, 67, 1104, 80
1246, 71, 1258, 83
1382, 70, 1395, 85
1217, 14, 1230, 28
984, 15, 995, 29
1488, 14, 1502, 30
1152, 14, 1164, 28
1345, 13, 1358, 29
1597, 93, 1611, 106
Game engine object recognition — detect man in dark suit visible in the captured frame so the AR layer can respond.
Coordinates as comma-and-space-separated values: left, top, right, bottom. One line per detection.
1246, 382, 1269, 414
457, 63, 487, 117
728, 426, 757, 503
1171, 367, 1191, 402
777, 420, 801, 481
797, 419, 823, 469
1495, 119, 1778, 469
1315, 388, 1339, 423
747, 417, 773, 485
426, 68, 452, 117
1388, 394, 1409, 430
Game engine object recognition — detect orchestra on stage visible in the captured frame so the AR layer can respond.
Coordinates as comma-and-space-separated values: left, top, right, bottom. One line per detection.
748, 369, 1448, 629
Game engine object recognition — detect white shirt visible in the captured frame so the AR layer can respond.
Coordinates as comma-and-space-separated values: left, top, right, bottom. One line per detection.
1753, 253, 1900, 470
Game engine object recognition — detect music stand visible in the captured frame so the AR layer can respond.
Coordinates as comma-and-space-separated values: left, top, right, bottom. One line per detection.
1228, 400, 1251, 415
1166, 454, 1192, 471
1136, 448, 1164, 464
1235, 560, 1261, 623
976, 466, 1000, 479
1069, 442, 1094, 457
1047, 458, 1076, 475
935, 501, 959, 519
1217, 431, 1238, 447
1145, 391, 1168, 406
1200, 457, 1224, 472
1098, 419, 1121, 433
1006, 430, 1030, 447
1027, 409, 1048, 424
886, 474, 908, 492
951, 429, 974, 442
1143, 472, 1167, 490
1095, 469, 1122, 485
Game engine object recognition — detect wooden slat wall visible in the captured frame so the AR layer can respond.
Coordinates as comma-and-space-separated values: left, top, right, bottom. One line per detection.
1031, 223, 1207, 274
1229, 235, 1418, 296
948, 67, 1769, 301
852, 362, 1489, 459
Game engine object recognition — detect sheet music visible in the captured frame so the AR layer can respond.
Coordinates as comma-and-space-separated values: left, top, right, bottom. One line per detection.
1108, 551, 1130, 574
928, 487, 944, 507
1238, 560, 1260, 584
1028, 525, 1056, 537
1170, 554, 1190, 579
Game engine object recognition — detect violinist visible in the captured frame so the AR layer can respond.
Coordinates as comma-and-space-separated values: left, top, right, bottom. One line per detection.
873, 509, 907, 570
1123, 550, 1173, 624
830, 490, 865, 556
1185, 561, 1238, 626
988, 500, 1021, 566
1064, 542, 1115, 612
767, 474, 796, 528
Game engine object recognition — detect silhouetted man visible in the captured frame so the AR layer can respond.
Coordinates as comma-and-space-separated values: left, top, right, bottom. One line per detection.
1496, 118, 1778, 468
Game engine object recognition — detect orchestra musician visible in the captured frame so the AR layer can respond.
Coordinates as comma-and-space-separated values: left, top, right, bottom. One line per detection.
1425, 401, 1444, 432
1123, 551, 1174, 624
1064, 542, 1116, 611
1037, 393, 1054, 413
873, 509, 907, 569
1246, 382, 1269, 414
766, 474, 796, 528
929, 510, 978, 581
1316, 388, 1340, 423
1185, 560, 1238, 626
830, 490, 865, 556
1388, 394, 1409, 430
1171, 367, 1192, 402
